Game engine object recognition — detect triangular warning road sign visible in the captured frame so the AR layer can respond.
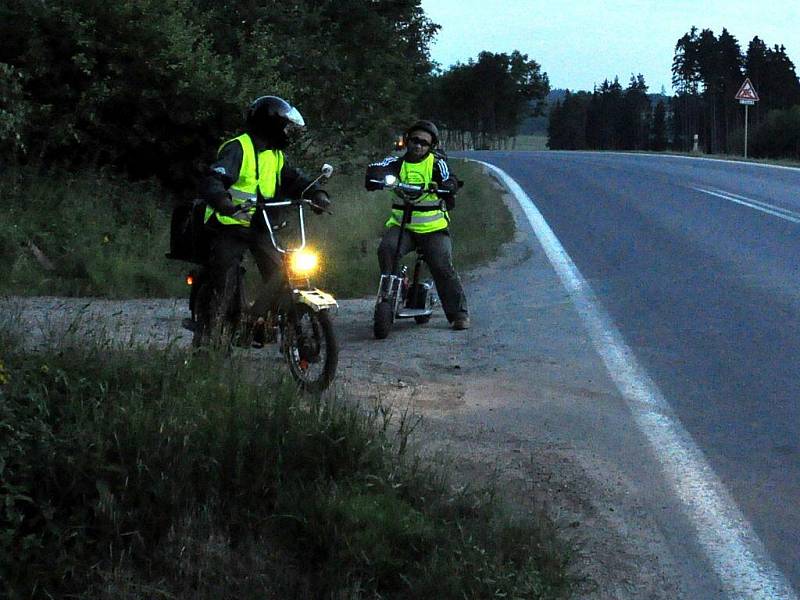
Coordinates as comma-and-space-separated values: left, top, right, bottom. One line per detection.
735, 78, 759, 101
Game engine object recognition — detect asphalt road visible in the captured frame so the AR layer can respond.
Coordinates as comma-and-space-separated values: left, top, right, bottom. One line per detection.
463, 151, 800, 596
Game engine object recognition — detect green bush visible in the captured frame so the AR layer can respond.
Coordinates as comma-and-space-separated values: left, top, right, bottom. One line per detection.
0, 63, 31, 155
0, 165, 185, 297
0, 0, 285, 189
751, 105, 800, 159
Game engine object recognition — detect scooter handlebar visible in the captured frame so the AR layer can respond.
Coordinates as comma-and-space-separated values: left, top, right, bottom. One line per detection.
369, 178, 452, 196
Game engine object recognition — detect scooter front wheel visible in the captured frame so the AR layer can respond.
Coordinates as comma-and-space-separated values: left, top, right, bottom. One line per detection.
373, 300, 393, 339
283, 304, 338, 393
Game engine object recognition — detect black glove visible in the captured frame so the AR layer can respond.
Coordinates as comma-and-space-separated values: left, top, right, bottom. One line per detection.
217, 195, 239, 216
310, 190, 331, 214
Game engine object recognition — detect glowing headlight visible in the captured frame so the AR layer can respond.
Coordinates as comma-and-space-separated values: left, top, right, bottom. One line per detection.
289, 249, 319, 276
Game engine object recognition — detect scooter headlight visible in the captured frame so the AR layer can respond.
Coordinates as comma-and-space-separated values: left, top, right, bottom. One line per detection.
289, 249, 319, 276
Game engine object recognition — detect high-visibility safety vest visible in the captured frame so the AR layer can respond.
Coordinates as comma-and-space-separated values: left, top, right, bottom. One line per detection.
385, 154, 448, 233
205, 133, 284, 227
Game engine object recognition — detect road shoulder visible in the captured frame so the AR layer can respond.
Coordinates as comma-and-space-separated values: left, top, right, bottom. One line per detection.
333, 166, 690, 598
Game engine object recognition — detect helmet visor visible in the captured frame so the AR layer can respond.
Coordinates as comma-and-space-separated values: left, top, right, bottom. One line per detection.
284, 106, 305, 128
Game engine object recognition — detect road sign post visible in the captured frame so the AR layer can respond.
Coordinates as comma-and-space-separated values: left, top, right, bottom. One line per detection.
735, 78, 759, 159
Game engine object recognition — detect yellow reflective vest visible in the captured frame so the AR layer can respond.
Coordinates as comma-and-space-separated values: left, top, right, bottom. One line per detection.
385, 154, 449, 233
205, 133, 284, 227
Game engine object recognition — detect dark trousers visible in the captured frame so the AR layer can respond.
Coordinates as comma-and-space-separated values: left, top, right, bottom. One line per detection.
205, 224, 283, 320
378, 226, 468, 321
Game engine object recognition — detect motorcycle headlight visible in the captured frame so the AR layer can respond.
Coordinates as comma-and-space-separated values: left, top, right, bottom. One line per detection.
289, 249, 319, 276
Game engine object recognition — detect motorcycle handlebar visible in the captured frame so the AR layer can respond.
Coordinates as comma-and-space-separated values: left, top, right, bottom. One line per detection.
236, 197, 320, 210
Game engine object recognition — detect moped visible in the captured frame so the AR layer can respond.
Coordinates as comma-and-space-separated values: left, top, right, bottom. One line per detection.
181, 164, 339, 393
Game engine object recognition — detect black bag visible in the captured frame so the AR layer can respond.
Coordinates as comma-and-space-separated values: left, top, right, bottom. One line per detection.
166, 199, 210, 263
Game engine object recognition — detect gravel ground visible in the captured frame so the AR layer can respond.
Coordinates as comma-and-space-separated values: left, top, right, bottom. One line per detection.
2, 177, 688, 599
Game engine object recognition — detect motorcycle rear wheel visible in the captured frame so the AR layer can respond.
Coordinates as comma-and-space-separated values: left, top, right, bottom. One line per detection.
284, 304, 338, 393
191, 269, 245, 350
373, 300, 393, 339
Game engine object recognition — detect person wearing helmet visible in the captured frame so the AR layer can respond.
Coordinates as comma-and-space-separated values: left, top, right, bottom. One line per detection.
364, 120, 470, 330
197, 95, 331, 344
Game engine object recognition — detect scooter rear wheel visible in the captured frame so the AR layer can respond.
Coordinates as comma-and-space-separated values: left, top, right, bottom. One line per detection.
373, 300, 393, 339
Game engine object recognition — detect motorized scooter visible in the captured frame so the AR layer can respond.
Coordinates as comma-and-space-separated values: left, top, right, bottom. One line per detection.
369, 174, 456, 339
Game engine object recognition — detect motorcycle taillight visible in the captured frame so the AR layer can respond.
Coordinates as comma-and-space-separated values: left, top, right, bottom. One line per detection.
186, 274, 194, 286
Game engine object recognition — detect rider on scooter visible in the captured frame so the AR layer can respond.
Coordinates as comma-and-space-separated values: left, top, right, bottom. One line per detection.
197, 95, 331, 345
365, 120, 470, 330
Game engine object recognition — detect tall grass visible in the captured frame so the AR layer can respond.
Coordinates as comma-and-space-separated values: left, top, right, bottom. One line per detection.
0, 329, 568, 598
2, 160, 514, 300
0, 165, 186, 297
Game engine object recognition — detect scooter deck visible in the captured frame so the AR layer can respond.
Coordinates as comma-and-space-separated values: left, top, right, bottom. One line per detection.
396, 307, 433, 319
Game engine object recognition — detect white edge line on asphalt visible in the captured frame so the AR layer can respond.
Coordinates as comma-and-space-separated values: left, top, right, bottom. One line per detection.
546, 150, 800, 173
472, 159, 798, 600
692, 186, 800, 224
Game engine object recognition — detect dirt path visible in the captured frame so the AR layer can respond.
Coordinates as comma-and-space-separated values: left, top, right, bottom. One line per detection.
3, 177, 690, 598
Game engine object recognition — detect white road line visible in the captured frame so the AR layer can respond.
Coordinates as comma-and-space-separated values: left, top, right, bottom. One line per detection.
475, 160, 798, 600
547, 150, 800, 173
692, 186, 800, 224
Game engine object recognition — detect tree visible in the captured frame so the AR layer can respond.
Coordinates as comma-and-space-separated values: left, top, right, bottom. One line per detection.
547, 91, 591, 150
0, 0, 278, 190
745, 37, 800, 123
264, 0, 441, 154
425, 51, 549, 149
671, 27, 701, 151
651, 101, 668, 150
619, 74, 651, 150
0, 0, 443, 186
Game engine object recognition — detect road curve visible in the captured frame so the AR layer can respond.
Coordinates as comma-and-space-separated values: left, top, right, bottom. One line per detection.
463, 151, 800, 598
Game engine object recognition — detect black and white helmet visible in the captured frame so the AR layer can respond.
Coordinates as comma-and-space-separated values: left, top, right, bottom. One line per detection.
246, 95, 305, 149
405, 119, 440, 147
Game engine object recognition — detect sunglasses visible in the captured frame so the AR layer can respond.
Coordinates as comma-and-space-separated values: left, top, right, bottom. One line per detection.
408, 136, 431, 147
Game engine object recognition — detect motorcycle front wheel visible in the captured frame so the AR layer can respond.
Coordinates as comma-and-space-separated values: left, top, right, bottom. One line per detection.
373, 300, 394, 339
283, 304, 338, 393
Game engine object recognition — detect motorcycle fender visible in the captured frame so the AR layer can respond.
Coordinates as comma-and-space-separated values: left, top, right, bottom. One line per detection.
295, 288, 338, 312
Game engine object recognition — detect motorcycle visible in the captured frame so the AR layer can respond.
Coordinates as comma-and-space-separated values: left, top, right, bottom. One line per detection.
184, 164, 338, 393
369, 174, 455, 340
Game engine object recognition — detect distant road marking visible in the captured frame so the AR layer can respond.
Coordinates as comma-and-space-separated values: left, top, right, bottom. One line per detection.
693, 186, 800, 224
475, 159, 798, 600
546, 150, 800, 173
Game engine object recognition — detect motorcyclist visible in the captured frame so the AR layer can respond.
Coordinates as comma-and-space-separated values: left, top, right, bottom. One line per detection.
364, 120, 470, 330
197, 95, 331, 345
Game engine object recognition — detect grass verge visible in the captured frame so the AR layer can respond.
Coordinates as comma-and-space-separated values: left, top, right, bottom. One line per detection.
0, 159, 514, 300
0, 320, 569, 599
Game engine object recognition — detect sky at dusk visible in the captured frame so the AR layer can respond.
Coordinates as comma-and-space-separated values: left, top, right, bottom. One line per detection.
421, 0, 800, 94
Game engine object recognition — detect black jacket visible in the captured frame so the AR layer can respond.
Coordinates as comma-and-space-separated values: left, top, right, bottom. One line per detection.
364, 151, 459, 199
